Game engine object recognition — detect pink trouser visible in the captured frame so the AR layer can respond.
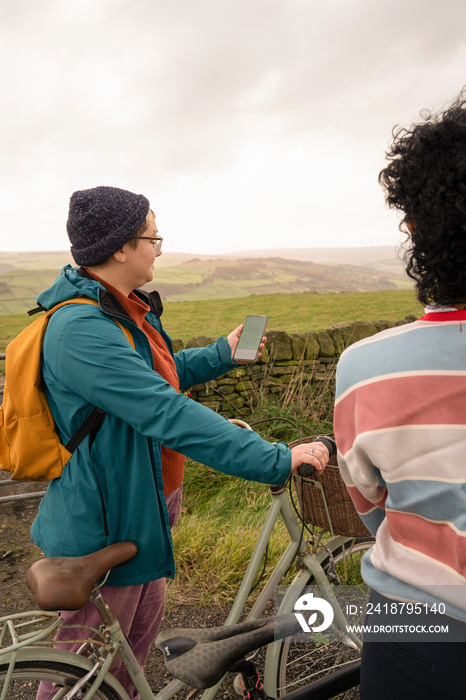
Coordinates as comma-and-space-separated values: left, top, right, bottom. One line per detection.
36, 486, 182, 700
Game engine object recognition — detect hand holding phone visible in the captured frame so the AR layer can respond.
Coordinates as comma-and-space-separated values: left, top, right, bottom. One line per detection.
233, 315, 268, 363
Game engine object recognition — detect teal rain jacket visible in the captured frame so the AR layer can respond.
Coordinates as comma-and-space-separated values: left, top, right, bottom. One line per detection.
31, 266, 291, 585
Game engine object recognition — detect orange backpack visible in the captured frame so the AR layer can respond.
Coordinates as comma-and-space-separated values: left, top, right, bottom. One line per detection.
0, 298, 135, 482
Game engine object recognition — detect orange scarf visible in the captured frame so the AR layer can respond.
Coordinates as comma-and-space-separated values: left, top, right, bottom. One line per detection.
87, 271, 185, 495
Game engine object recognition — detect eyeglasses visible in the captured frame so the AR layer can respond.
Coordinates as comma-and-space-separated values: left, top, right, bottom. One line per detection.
139, 236, 163, 254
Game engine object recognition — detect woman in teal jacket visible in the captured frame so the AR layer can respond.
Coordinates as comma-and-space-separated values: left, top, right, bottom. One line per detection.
33, 186, 328, 699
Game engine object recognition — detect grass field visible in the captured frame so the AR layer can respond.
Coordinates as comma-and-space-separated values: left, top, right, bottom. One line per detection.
161, 289, 423, 339
0, 288, 423, 355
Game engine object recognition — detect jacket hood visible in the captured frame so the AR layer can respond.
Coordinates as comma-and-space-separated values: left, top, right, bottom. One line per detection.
37, 265, 164, 318
37, 265, 101, 309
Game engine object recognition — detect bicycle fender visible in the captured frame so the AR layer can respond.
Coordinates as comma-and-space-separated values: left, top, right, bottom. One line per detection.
1, 646, 131, 700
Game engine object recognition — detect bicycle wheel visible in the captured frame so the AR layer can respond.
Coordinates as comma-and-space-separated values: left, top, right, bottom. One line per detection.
0, 660, 121, 700
275, 536, 375, 700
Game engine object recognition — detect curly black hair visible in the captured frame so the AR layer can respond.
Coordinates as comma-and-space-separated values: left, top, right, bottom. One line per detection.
379, 89, 466, 305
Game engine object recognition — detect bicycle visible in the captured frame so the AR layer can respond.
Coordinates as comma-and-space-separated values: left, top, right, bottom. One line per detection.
0, 422, 375, 699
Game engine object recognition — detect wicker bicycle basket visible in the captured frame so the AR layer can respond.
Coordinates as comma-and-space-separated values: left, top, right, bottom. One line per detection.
290, 436, 370, 538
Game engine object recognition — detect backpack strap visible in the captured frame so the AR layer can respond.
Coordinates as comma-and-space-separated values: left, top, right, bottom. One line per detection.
41, 299, 136, 458
29, 298, 136, 350
65, 407, 106, 453
63, 405, 109, 536
46, 298, 136, 349
110, 317, 136, 350
43, 299, 136, 537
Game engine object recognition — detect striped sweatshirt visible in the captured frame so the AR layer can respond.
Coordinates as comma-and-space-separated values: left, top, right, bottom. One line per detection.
334, 308, 466, 620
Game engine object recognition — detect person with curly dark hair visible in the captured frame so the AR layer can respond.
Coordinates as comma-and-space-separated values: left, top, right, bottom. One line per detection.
334, 90, 466, 699
379, 89, 466, 306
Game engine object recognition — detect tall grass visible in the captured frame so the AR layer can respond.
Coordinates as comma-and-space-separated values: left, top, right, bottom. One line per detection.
246, 361, 336, 440
170, 472, 286, 604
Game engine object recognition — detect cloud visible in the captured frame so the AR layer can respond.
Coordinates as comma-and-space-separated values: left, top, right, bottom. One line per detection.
0, 0, 465, 252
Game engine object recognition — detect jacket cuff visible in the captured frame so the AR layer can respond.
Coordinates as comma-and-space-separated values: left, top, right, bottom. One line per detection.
217, 336, 237, 368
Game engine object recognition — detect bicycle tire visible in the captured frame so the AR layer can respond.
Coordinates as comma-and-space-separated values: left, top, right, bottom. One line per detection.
275, 536, 375, 700
0, 659, 121, 700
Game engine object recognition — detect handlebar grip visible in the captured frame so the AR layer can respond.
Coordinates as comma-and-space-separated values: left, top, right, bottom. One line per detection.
314, 435, 337, 457
296, 436, 337, 479
297, 462, 317, 477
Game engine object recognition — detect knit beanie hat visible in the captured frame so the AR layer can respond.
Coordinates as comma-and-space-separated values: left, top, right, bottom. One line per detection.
67, 186, 150, 266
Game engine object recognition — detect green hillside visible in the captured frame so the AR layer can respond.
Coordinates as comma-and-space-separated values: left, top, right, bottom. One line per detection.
144, 256, 409, 302
0, 250, 411, 315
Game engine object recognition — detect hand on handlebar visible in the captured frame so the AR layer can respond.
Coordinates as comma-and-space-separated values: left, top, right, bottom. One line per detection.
290, 439, 333, 476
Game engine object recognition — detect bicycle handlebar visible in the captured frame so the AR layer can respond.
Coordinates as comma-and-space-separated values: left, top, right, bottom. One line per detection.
297, 435, 337, 478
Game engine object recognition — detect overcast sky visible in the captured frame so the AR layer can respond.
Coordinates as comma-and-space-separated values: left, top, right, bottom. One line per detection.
1, 0, 466, 255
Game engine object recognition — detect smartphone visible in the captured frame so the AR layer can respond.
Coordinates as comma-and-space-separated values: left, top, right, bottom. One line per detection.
233, 315, 268, 362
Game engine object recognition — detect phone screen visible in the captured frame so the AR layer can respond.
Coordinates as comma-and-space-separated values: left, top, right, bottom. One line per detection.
233, 315, 268, 362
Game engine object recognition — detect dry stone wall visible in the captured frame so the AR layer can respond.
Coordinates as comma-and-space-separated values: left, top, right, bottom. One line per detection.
176, 316, 417, 418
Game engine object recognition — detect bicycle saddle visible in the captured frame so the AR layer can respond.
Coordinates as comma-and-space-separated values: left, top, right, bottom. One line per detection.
155, 613, 301, 689
25, 541, 138, 611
